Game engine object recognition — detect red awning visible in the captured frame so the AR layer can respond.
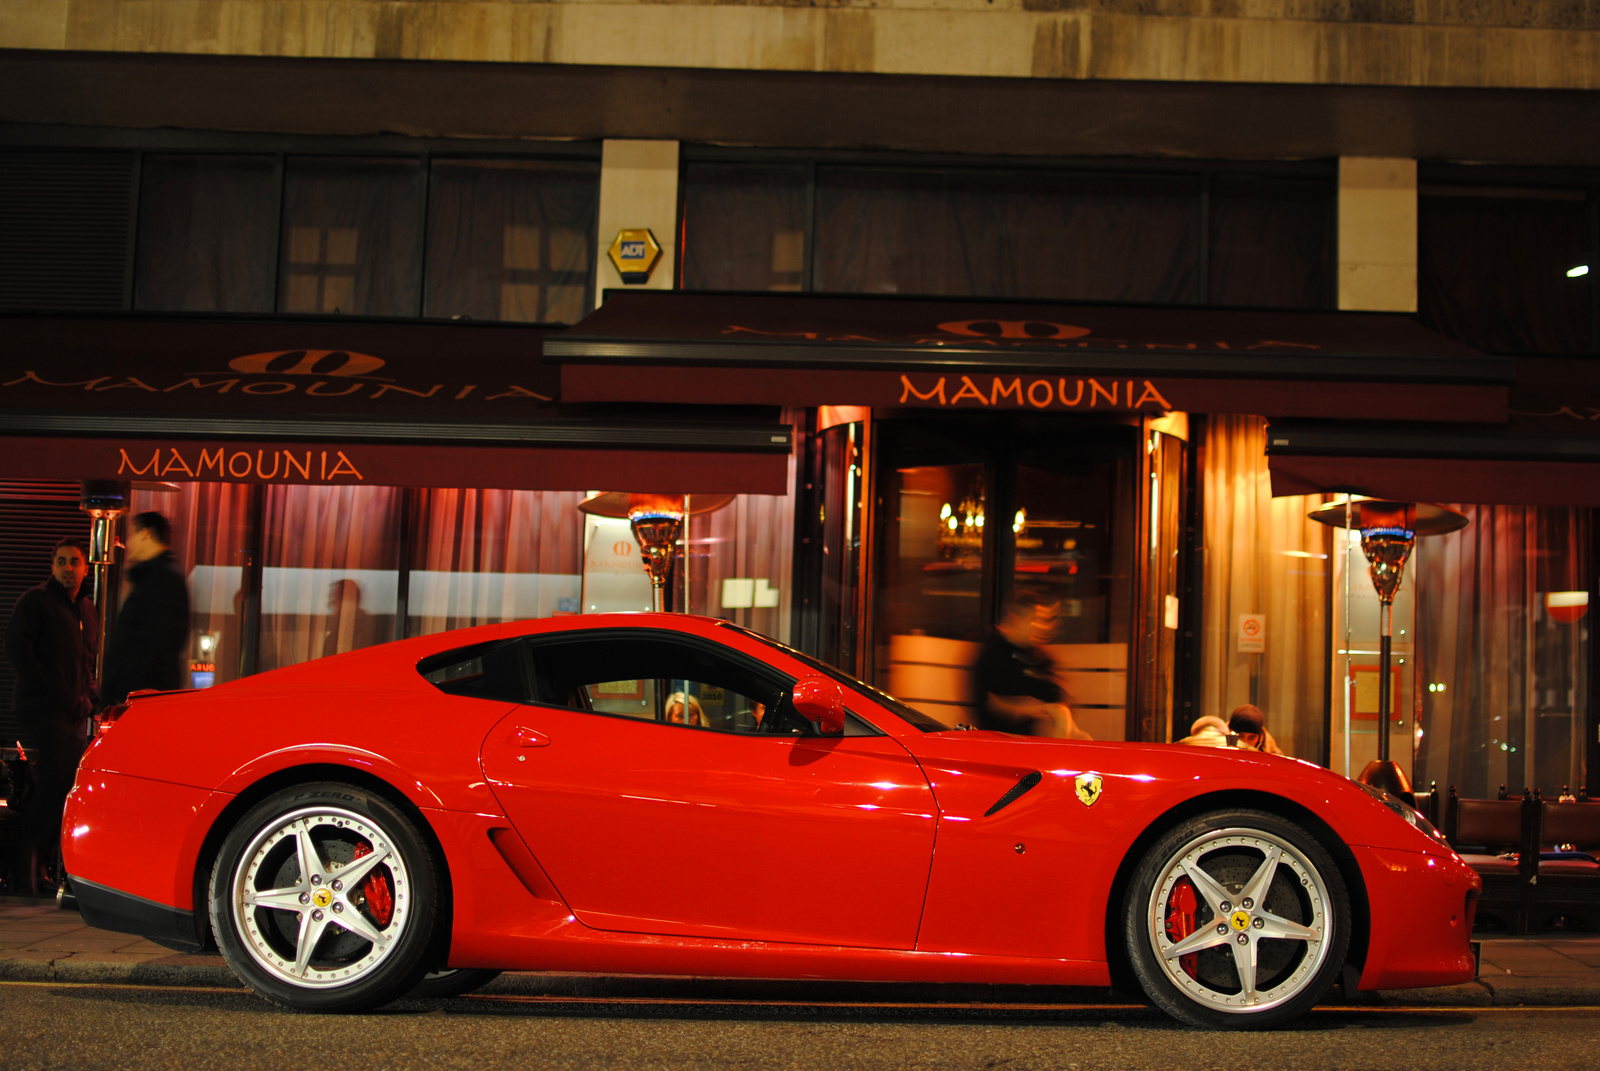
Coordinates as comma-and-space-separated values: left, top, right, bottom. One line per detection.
549, 291, 1512, 422
0, 315, 792, 495
1267, 357, 1600, 506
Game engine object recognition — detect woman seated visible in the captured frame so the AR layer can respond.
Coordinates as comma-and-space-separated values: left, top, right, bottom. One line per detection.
665, 691, 711, 728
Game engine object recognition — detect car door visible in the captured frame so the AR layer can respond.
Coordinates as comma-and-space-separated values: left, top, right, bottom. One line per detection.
478, 629, 938, 950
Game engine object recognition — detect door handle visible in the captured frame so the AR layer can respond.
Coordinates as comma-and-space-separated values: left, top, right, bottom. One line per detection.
511, 726, 550, 748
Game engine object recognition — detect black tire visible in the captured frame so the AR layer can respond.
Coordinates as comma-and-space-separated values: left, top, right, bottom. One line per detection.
1123, 808, 1350, 1029
410, 968, 503, 998
208, 782, 439, 1012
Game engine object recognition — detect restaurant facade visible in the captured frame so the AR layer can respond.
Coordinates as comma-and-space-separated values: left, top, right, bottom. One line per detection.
1, 1, 1598, 805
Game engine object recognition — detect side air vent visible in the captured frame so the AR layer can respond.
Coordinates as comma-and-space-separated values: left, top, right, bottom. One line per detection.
984, 770, 1044, 817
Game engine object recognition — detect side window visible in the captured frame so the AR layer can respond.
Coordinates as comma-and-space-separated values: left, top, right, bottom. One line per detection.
527, 633, 857, 736
417, 639, 535, 703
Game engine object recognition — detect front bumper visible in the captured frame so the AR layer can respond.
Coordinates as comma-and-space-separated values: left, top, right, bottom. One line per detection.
1354, 844, 1481, 991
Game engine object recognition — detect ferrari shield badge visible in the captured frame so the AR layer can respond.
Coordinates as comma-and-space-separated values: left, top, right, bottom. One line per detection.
1074, 772, 1103, 807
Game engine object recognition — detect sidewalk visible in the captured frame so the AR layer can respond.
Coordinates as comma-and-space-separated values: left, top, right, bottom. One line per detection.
2, 895, 1598, 1007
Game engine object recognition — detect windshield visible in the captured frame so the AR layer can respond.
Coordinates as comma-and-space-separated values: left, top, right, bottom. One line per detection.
716, 622, 950, 732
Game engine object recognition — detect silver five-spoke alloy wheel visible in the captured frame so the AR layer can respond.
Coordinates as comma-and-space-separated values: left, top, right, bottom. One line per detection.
1125, 809, 1350, 1029
210, 783, 438, 1012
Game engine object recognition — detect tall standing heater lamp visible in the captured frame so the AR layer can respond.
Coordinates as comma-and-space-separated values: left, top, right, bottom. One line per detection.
577, 492, 735, 613
1308, 499, 1469, 800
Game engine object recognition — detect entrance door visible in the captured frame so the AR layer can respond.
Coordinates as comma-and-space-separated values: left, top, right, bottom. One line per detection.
872, 416, 1138, 739
478, 629, 938, 950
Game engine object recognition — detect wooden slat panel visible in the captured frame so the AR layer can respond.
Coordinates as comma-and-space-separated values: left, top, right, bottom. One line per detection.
887, 663, 972, 705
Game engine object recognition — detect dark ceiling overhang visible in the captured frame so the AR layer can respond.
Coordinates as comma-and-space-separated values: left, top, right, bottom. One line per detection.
0, 315, 792, 494
550, 291, 1511, 422
1267, 357, 1600, 506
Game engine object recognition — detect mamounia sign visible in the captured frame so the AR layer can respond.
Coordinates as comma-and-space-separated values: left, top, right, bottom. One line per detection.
116, 445, 365, 483
897, 373, 1173, 411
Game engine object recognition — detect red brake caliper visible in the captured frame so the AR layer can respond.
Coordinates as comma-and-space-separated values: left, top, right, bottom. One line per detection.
352, 842, 393, 926
1164, 877, 1200, 980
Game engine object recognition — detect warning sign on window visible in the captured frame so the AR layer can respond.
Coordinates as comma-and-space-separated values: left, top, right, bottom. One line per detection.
1238, 614, 1266, 653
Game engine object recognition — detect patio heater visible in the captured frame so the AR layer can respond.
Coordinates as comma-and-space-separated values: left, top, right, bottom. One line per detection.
577, 492, 734, 613
79, 480, 127, 681
1309, 499, 1469, 800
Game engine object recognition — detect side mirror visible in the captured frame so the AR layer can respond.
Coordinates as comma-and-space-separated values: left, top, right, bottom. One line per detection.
790, 676, 847, 735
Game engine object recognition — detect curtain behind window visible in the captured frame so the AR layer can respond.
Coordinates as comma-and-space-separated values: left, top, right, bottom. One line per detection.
1208, 175, 1332, 309
680, 163, 808, 291
1420, 188, 1590, 354
425, 160, 599, 324
134, 155, 277, 313
813, 168, 1198, 302
1199, 416, 1331, 761
258, 485, 401, 671
408, 489, 584, 636
1415, 506, 1591, 798
279, 157, 423, 317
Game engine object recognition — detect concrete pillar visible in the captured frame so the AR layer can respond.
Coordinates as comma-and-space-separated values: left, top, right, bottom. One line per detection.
595, 139, 680, 307
1337, 157, 1417, 313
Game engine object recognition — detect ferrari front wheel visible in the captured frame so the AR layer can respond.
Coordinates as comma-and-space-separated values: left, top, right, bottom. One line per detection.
209, 782, 439, 1012
1124, 809, 1350, 1029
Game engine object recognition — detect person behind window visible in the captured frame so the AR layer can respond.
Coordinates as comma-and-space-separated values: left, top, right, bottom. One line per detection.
1229, 704, 1286, 756
1177, 715, 1236, 749
665, 691, 710, 728
972, 592, 1090, 739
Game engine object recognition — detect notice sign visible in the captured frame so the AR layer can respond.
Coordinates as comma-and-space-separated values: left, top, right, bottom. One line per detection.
1237, 614, 1266, 653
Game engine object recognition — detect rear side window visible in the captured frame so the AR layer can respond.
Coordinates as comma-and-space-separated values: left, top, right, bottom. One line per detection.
417, 640, 533, 703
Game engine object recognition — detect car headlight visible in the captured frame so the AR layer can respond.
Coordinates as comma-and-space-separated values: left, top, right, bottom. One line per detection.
1351, 779, 1450, 847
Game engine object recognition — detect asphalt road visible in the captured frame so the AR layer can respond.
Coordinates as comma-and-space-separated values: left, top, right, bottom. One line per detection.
2, 982, 1598, 1070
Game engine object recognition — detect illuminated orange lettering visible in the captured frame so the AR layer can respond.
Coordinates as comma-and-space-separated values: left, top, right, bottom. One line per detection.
117, 449, 160, 476
97, 377, 158, 392
1059, 379, 1085, 406
949, 377, 989, 405
256, 450, 279, 479
938, 320, 1091, 341
2, 372, 110, 389
898, 375, 947, 405
282, 452, 311, 480
196, 449, 224, 477
161, 450, 195, 478
320, 452, 327, 480
163, 378, 238, 393
370, 383, 442, 400
228, 452, 253, 478
454, 385, 478, 400
1133, 381, 1173, 410
304, 380, 363, 397
1089, 379, 1119, 407
483, 385, 554, 402
229, 350, 386, 377
1027, 380, 1054, 408
241, 381, 296, 395
327, 452, 363, 480
990, 378, 1023, 406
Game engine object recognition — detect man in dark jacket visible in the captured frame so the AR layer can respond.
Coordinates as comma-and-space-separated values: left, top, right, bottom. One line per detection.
3, 537, 99, 893
101, 511, 190, 706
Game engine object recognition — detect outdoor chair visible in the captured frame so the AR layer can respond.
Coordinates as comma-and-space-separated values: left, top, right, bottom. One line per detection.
1444, 786, 1537, 934
1531, 798, 1600, 931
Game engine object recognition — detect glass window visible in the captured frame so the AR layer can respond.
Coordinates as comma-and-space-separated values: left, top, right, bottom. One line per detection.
813, 168, 1198, 302
1420, 186, 1591, 354
257, 485, 402, 672
680, 163, 809, 291
527, 633, 830, 735
134, 154, 277, 313
279, 157, 423, 316
1208, 174, 1333, 309
407, 489, 583, 638
424, 159, 599, 324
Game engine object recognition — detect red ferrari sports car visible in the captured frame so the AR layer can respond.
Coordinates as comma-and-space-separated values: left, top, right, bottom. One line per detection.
63, 613, 1478, 1027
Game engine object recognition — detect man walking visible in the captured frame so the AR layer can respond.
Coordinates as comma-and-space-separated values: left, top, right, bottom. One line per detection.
101, 511, 190, 706
3, 538, 99, 894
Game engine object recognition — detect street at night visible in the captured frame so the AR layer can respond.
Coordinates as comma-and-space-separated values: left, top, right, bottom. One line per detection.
4, 981, 1600, 1071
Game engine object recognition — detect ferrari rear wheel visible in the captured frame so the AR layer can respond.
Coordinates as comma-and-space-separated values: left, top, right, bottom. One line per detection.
410, 968, 503, 998
1124, 809, 1349, 1029
209, 782, 439, 1012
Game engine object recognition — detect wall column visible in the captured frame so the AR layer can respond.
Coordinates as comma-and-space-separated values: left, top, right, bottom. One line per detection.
1337, 157, 1417, 312
595, 139, 680, 307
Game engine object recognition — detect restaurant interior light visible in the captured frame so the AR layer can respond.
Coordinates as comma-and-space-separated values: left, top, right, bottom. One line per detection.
1569, 265, 1591, 278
